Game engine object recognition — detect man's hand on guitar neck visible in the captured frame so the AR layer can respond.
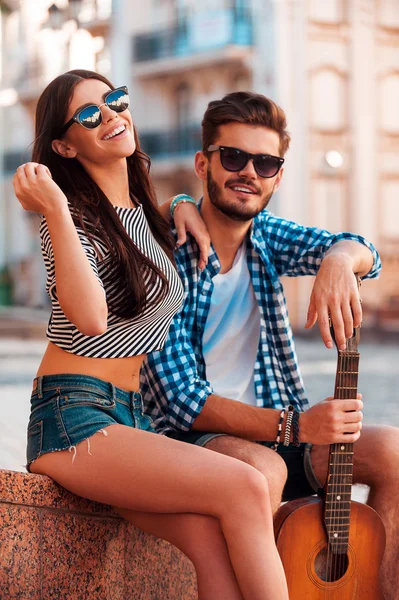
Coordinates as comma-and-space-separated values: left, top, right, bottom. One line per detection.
299, 394, 363, 445
305, 240, 374, 351
193, 393, 364, 446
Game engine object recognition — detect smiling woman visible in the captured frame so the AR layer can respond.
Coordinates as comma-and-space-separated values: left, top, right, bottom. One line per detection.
11, 70, 289, 600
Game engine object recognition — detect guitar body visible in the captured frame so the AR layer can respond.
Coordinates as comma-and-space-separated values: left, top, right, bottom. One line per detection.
275, 496, 386, 599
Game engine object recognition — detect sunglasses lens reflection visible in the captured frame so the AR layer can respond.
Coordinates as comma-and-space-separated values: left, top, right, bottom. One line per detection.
107, 89, 129, 112
79, 105, 102, 129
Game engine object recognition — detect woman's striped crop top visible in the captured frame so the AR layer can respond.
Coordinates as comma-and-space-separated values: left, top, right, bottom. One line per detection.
40, 204, 184, 358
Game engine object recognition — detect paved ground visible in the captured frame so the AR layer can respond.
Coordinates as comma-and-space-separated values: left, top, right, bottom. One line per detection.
1, 331, 398, 476
298, 335, 399, 426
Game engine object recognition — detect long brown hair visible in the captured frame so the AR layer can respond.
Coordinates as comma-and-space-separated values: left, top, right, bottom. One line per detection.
32, 69, 175, 320
202, 91, 291, 157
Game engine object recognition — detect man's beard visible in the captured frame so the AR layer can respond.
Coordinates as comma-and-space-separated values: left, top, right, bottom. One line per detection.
206, 167, 274, 222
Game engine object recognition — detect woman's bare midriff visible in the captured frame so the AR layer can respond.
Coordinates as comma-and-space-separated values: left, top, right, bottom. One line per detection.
36, 342, 145, 392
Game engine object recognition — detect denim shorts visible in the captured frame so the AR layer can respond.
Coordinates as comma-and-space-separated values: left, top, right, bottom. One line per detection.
26, 374, 155, 471
166, 430, 322, 502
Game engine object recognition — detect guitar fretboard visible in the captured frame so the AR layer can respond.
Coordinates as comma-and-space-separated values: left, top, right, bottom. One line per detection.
324, 351, 359, 553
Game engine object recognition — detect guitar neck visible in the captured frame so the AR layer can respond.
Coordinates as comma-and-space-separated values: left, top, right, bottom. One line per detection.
324, 349, 360, 553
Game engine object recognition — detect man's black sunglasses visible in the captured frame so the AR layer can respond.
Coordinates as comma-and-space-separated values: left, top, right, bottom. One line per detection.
60, 86, 130, 136
207, 145, 285, 178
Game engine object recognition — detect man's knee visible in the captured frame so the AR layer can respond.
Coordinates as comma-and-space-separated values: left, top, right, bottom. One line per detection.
353, 425, 399, 486
205, 436, 287, 510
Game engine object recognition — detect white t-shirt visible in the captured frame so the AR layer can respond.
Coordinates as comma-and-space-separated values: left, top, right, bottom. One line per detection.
203, 243, 261, 406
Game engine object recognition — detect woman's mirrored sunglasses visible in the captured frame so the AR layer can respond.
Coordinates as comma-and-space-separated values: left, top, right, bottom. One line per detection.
207, 145, 285, 178
60, 86, 130, 136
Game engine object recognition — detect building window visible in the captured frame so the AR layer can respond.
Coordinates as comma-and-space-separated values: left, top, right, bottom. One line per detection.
308, 0, 346, 24
176, 82, 191, 128
379, 74, 399, 133
310, 69, 346, 132
377, 0, 399, 28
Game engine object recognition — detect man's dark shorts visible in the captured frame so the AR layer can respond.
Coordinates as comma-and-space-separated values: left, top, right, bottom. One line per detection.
166, 430, 322, 502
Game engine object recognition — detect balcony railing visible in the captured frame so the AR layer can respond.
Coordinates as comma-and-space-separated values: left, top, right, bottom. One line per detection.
134, 10, 253, 63
139, 126, 202, 160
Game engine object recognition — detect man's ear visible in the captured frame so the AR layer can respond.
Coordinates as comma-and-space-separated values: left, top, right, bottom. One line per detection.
51, 139, 77, 159
194, 151, 208, 181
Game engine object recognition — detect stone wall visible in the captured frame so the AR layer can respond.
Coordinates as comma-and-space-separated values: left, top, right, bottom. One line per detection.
0, 470, 197, 599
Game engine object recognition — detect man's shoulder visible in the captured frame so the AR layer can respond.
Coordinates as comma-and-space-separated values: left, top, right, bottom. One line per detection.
253, 208, 273, 225
252, 210, 299, 241
253, 209, 298, 228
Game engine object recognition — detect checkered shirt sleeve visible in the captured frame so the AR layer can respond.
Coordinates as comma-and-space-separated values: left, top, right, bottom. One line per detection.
259, 213, 381, 278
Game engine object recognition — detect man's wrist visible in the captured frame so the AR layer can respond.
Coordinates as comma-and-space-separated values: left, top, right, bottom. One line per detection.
322, 250, 354, 270
297, 409, 309, 443
323, 240, 373, 277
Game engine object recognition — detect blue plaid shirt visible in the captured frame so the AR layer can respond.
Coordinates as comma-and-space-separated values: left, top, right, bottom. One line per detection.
140, 210, 381, 433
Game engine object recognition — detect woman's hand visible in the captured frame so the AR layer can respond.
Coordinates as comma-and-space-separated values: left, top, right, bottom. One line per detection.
13, 162, 68, 217
173, 202, 211, 271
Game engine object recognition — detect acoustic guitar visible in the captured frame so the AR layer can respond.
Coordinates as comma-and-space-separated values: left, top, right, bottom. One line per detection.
274, 322, 386, 599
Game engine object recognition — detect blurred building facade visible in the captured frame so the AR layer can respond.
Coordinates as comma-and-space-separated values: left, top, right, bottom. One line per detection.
0, 0, 112, 307
0, 0, 398, 330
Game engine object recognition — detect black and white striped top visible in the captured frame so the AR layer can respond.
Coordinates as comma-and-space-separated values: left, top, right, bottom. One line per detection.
40, 204, 184, 358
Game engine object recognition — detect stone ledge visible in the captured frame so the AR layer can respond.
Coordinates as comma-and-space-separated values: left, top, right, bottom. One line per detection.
0, 469, 197, 600
1, 469, 118, 517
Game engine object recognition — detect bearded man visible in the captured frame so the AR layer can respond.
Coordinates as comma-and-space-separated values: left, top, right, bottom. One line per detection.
141, 92, 398, 598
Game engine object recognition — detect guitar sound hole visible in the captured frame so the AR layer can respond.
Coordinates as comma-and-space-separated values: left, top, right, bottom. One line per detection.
314, 549, 349, 582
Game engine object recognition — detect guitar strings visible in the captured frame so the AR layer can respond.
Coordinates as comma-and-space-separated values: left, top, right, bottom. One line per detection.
325, 307, 360, 597
338, 351, 345, 582
326, 348, 356, 593
343, 351, 357, 584
325, 352, 339, 591
333, 353, 343, 588
338, 351, 346, 585
325, 355, 337, 591
331, 351, 343, 588
326, 351, 343, 594
327, 347, 358, 593
339, 350, 348, 585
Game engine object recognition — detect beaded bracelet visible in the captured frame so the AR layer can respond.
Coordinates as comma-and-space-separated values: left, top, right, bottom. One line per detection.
170, 194, 197, 218
291, 408, 301, 447
283, 405, 295, 446
272, 408, 286, 451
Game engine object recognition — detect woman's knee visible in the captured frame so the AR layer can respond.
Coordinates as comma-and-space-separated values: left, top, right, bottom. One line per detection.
223, 463, 272, 521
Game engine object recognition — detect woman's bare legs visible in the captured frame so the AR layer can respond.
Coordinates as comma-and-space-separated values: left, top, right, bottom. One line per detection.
30, 424, 288, 600
118, 510, 243, 600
